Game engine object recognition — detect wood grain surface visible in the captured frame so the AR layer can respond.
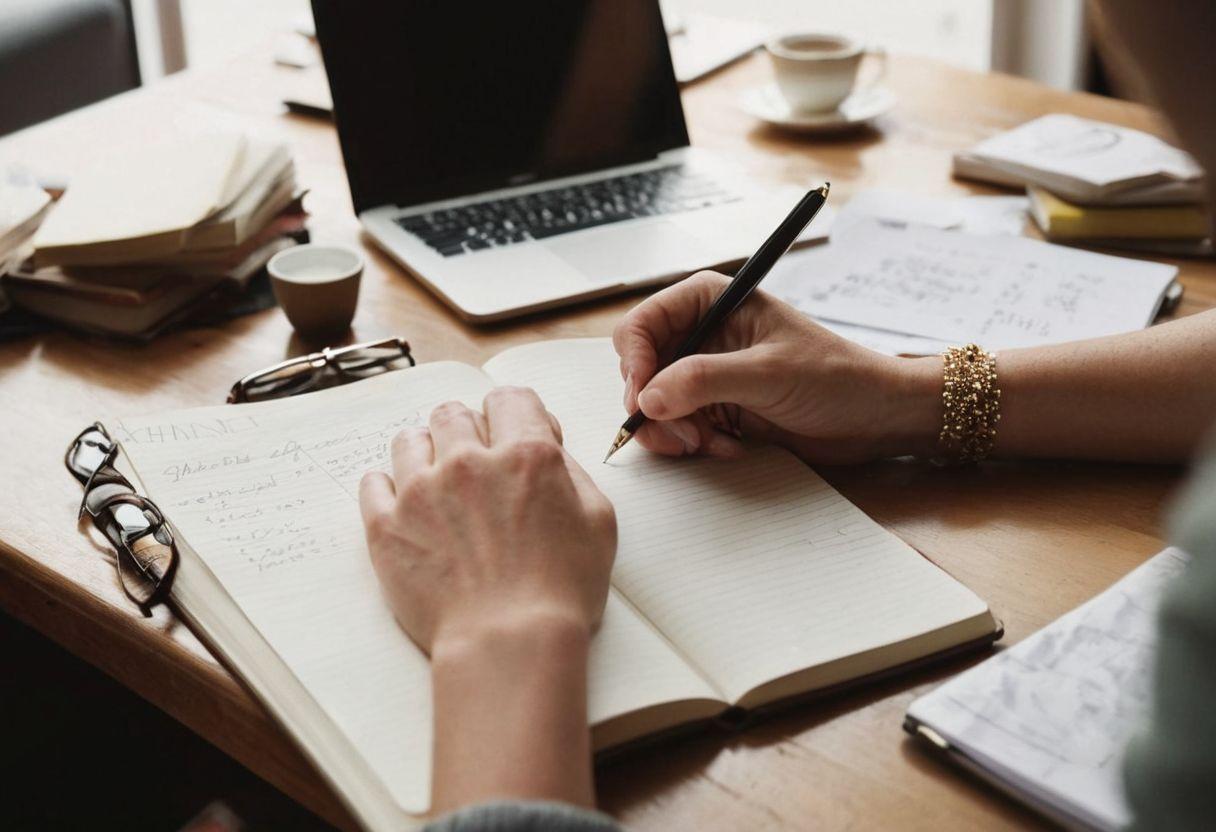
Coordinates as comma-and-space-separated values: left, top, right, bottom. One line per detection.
0, 48, 1211, 831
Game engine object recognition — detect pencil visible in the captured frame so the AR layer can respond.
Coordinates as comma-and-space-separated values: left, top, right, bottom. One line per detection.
603, 183, 831, 463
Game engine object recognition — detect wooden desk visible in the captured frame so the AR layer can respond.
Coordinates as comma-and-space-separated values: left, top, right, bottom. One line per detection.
1, 50, 1212, 831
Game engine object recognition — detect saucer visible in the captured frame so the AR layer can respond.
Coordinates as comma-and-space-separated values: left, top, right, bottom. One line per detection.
741, 84, 895, 133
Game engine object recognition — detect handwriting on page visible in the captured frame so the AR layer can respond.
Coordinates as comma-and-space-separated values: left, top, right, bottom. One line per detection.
119, 411, 426, 573
767, 224, 1176, 350
116, 364, 503, 812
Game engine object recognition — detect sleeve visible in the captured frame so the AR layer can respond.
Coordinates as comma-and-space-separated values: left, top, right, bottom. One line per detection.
420, 801, 623, 832
1123, 442, 1216, 830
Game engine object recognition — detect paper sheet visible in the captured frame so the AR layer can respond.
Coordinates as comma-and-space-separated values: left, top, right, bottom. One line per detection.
766, 224, 1177, 350
908, 547, 1189, 831
831, 190, 1028, 239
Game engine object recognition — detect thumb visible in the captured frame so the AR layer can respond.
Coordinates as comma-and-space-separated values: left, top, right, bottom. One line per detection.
637, 350, 769, 421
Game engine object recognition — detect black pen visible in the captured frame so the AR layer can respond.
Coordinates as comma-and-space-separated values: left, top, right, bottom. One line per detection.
603, 183, 831, 463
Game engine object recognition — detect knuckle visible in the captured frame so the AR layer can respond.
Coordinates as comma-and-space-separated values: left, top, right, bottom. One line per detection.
506, 438, 562, 468
441, 448, 482, 480
691, 270, 730, 292
430, 400, 468, 423
365, 510, 396, 543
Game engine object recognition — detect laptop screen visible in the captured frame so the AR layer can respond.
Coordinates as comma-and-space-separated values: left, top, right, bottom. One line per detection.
312, 0, 690, 214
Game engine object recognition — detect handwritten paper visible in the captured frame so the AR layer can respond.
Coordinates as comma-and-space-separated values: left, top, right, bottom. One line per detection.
115, 360, 722, 812
766, 224, 1177, 350
908, 547, 1189, 831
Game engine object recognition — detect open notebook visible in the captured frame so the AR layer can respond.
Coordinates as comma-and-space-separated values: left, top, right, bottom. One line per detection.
108, 338, 998, 829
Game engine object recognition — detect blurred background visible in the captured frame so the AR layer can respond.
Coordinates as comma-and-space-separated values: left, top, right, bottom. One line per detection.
0, 0, 1146, 139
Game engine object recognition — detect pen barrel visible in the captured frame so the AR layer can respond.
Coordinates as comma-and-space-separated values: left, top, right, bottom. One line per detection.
670, 188, 827, 363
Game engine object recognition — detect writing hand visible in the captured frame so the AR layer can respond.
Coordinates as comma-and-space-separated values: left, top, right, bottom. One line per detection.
613, 271, 940, 464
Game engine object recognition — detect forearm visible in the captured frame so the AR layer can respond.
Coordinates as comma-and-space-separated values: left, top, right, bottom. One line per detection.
889, 311, 1216, 463
428, 614, 595, 815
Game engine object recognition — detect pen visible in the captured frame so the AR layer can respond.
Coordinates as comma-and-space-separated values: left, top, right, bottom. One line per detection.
603, 182, 831, 463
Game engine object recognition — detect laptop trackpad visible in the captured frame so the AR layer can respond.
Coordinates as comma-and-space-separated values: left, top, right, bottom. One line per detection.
544, 221, 710, 284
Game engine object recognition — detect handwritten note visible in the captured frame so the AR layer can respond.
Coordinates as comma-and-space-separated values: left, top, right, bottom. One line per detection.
766, 224, 1177, 350
908, 547, 1189, 831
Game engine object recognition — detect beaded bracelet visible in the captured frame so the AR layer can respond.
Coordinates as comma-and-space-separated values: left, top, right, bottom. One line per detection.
938, 344, 1000, 463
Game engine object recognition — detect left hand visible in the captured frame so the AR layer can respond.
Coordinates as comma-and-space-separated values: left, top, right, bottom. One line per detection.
358, 386, 617, 653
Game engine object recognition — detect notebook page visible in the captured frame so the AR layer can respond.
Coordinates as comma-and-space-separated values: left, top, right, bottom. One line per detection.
907, 547, 1189, 831
767, 224, 1177, 350
115, 362, 713, 813
483, 339, 991, 704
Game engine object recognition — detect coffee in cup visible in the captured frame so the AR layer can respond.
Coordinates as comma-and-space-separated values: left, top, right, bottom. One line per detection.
766, 33, 886, 113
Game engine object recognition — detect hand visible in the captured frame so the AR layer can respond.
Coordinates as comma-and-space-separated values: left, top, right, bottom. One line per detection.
358, 386, 617, 653
613, 270, 941, 465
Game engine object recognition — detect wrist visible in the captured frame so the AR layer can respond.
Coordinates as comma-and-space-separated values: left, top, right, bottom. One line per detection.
872, 355, 942, 458
431, 606, 592, 670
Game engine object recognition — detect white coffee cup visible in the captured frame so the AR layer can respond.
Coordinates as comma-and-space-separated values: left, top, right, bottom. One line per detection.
268, 243, 364, 339
766, 33, 886, 113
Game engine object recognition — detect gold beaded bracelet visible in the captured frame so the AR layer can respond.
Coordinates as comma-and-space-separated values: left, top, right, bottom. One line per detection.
937, 344, 1000, 463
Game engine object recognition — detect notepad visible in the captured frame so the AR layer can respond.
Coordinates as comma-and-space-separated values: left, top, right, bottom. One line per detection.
108, 338, 998, 829
766, 224, 1178, 351
906, 547, 1189, 832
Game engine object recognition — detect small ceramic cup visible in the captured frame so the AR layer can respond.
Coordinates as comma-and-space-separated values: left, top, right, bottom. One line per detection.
766, 33, 886, 113
268, 243, 364, 339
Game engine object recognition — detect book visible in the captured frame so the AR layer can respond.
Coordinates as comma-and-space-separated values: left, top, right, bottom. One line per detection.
905, 547, 1189, 832
105, 338, 999, 829
31, 134, 293, 267
5, 235, 294, 338
1028, 186, 1210, 241
953, 114, 1205, 206
766, 223, 1179, 351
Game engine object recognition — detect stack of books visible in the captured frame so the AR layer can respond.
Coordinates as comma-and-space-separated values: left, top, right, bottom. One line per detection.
954, 114, 1211, 256
2, 132, 304, 338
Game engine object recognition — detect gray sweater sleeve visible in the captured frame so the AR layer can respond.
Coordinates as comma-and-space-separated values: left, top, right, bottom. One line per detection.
420, 801, 622, 832
1123, 442, 1216, 830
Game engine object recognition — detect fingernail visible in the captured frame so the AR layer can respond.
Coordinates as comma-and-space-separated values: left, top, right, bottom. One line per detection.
639, 388, 665, 418
705, 432, 744, 459
623, 372, 634, 410
664, 420, 700, 453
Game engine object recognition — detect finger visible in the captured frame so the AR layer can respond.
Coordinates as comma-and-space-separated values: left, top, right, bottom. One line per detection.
428, 400, 488, 459
358, 471, 397, 528
630, 413, 744, 459
546, 410, 564, 445
613, 271, 731, 406
483, 386, 561, 446
632, 417, 697, 456
391, 425, 434, 485
636, 349, 768, 422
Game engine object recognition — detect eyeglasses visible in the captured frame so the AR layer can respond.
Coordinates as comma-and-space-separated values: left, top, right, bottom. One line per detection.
65, 422, 179, 617
227, 337, 415, 403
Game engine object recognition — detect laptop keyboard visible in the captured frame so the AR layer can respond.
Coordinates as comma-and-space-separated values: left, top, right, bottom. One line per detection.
393, 165, 739, 257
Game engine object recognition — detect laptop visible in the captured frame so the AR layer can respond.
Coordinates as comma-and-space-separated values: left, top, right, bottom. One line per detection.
311, 0, 832, 322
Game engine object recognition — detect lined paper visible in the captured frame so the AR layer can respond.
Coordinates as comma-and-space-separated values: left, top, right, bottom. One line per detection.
117, 361, 714, 812
484, 339, 990, 703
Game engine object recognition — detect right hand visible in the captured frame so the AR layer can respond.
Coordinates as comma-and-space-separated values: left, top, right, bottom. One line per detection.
612, 271, 941, 465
